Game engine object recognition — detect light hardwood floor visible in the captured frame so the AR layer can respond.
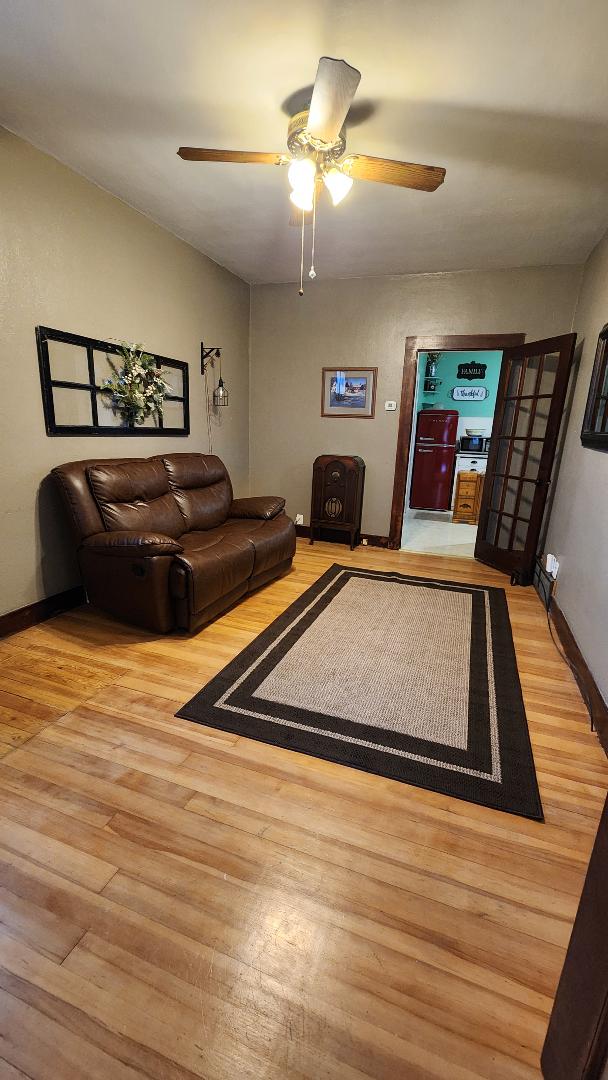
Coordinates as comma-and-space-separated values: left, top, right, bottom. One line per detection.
0, 539, 606, 1079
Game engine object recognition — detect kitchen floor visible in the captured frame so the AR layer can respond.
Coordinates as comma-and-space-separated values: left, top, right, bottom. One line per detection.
401, 509, 478, 557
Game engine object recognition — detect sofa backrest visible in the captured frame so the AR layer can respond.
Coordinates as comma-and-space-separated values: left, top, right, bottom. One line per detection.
52, 453, 233, 543
161, 453, 233, 531
87, 459, 185, 538
52, 457, 143, 542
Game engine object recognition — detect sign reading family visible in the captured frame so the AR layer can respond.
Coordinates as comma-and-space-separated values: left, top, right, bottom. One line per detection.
457, 361, 487, 380
451, 386, 489, 402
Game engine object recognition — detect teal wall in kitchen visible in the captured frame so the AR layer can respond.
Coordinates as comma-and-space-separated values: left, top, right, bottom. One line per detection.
418, 350, 503, 417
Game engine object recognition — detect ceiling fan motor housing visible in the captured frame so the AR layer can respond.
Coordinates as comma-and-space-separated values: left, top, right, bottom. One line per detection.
287, 110, 346, 161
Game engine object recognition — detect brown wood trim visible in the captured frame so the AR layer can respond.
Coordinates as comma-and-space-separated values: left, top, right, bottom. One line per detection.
295, 524, 390, 548
388, 333, 526, 549
550, 598, 608, 758
541, 792, 608, 1079
0, 585, 86, 639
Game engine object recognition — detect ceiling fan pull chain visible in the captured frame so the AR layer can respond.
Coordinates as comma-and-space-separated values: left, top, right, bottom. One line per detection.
299, 208, 305, 296
309, 186, 317, 280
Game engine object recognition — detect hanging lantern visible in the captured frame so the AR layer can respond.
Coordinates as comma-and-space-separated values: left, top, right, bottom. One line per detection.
213, 375, 229, 407
201, 343, 230, 409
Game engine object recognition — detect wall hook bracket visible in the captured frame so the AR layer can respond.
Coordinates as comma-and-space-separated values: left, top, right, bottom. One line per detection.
201, 343, 222, 373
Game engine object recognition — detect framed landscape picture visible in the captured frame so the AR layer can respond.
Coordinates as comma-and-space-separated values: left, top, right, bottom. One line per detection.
321, 367, 377, 418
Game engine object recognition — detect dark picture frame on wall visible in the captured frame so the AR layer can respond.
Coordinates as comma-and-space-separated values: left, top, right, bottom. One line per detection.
321, 367, 377, 418
581, 323, 608, 449
36, 325, 190, 437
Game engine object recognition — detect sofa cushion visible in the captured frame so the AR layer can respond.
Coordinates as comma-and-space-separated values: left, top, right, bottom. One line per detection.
170, 527, 254, 614
223, 514, 296, 577
162, 453, 233, 531
87, 460, 184, 538
52, 457, 146, 542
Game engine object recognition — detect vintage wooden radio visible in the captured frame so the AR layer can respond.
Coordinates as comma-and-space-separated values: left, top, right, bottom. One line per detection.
309, 455, 365, 549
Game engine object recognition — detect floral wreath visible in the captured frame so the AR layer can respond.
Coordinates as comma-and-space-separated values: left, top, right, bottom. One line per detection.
100, 342, 170, 427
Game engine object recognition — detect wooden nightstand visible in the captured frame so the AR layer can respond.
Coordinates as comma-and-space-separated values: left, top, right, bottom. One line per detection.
453, 471, 485, 524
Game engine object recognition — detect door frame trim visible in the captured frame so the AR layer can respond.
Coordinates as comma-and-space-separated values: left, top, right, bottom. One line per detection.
388, 333, 526, 549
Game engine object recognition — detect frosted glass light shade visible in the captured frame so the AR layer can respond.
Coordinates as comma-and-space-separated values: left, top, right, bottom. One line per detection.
288, 156, 316, 192
323, 166, 353, 206
289, 188, 314, 212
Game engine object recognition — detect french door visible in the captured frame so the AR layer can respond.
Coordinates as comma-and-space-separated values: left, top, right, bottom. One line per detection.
475, 333, 576, 583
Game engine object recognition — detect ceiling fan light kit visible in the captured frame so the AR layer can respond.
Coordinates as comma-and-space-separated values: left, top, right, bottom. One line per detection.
288, 155, 316, 212
323, 165, 353, 206
178, 56, 446, 293
287, 156, 316, 192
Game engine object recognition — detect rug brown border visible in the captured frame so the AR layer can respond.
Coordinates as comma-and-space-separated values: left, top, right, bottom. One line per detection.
177, 565, 543, 821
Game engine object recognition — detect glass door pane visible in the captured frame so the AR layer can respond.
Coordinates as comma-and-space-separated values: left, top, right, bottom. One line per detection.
475, 334, 576, 582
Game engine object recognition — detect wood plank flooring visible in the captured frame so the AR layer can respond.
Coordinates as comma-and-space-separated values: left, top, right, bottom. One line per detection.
0, 540, 605, 1079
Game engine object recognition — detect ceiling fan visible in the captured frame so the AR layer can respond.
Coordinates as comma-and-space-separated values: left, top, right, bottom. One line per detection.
178, 57, 446, 291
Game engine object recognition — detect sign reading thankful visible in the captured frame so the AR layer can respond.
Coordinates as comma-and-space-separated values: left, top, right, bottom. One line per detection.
451, 386, 489, 401
457, 361, 487, 381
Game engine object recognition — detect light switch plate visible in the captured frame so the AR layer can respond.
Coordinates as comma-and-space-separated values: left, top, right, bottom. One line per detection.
384, 400, 397, 411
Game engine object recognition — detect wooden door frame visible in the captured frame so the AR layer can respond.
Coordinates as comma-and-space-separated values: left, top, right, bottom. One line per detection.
541, 793, 608, 1079
388, 333, 526, 549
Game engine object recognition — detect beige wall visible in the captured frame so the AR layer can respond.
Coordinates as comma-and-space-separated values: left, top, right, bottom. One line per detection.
0, 129, 250, 616
250, 266, 582, 536
546, 230, 608, 701
3, 121, 599, 669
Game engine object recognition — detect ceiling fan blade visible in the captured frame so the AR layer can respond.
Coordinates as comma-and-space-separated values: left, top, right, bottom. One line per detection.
177, 148, 286, 165
307, 57, 361, 144
343, 154, 446, 192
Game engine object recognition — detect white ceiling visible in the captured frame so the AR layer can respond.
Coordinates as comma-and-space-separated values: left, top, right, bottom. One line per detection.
2, 0, 608, 284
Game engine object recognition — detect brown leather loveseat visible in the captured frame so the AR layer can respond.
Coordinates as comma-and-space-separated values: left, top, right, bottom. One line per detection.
52, 453, 296, 633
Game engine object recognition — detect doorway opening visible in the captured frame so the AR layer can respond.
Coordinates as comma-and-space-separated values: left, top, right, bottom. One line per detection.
401, 349, 502, 557
388, 332, 577, 585
388, 333, 525, 552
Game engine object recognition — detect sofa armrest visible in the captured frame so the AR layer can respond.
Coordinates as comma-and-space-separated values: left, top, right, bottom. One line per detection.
81, 531, 183, 558
229, 496, 285, 521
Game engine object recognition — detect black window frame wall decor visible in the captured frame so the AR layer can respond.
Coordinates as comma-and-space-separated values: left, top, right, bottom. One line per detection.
36, 325, 190, 437
581, 322, 608, 450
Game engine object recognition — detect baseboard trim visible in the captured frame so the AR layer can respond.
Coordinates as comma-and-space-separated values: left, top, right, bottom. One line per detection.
0, 585, 86, 639
550, 599, 608, 757
295, 524, 390, 548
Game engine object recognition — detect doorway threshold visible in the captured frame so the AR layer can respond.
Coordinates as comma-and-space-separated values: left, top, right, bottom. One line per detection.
401, 510, 478, 557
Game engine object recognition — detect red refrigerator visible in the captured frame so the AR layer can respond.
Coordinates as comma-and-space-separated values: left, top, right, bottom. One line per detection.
409, 410, 459, 511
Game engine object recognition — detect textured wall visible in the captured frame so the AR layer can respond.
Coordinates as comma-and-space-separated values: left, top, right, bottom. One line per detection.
250, 266, 582, 536
417, 350, 503, 418
0, 129, 250, 616
546, 230, 608, 701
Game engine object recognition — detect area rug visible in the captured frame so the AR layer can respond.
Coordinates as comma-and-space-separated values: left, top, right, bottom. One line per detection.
177, 564, 543, 821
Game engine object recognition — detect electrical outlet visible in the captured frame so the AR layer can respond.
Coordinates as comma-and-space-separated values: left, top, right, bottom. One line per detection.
361, 538, 368, 546
295, 513, 304, 525
384, 400, 397, 411
546, 553, 560, 579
